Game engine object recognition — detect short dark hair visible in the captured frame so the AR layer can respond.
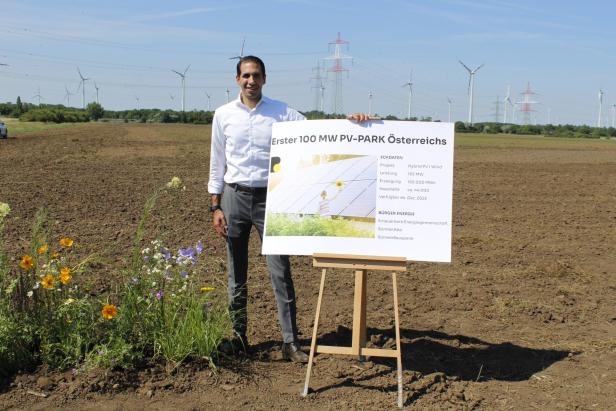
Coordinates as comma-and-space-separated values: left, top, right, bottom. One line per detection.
236, 55, 266, 77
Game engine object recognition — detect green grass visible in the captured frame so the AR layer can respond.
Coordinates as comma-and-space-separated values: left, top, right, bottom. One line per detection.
1, 118, 83, 135
266, 213, 374, 238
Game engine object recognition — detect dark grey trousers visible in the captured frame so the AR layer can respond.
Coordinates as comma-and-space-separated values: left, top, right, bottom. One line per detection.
222, 184, 298, 344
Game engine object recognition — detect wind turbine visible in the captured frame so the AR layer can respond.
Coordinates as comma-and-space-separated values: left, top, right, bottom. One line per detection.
459, 60, 484, 124
169, 93, 175, 107
401, 70, 413, 120
611, 103, 616, 128
319, 84, 326, 112
503, 85, 513, 123
368, 91, 373, 116
229, 37, 246, 60
93, 81, 100, 104
76, 67, 89, 109
205, 91, 211, 111
597, 89, 604, 127
135, 96, 140, 110
171, 65, 190, 112
64, 85, 73, 107
447, 97, 453, 123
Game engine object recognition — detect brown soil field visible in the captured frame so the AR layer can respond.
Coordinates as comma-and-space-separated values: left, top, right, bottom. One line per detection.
0, 123, 615, 410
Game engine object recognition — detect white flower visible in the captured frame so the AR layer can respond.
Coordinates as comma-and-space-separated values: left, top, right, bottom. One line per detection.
0, 202, 10, 221
64, 298, 75, 305
27, 290, 33, 298
166, 177, 183, 189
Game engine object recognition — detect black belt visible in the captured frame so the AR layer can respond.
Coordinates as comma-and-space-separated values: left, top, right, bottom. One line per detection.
226, 183, 267, 194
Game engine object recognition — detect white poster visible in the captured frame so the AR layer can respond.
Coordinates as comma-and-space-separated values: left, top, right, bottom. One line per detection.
262, 120, 454, 263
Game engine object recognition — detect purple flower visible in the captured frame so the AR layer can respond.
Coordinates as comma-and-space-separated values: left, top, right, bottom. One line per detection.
181, 271, 188, 278
160, 247, 172, 262
143, 255, 149, 261
177, 247, 196, 264
156, 291, 164, 300
196, 240, 204, 255
179, 247, 194, 258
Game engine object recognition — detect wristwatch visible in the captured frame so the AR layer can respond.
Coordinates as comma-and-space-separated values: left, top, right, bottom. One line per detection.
209, 205, 222, 212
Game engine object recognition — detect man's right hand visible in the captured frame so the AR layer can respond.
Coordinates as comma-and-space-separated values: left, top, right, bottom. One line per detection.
212, 210, 228, 237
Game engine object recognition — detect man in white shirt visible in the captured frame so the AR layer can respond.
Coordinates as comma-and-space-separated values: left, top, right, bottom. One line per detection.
208, 55, 368, 362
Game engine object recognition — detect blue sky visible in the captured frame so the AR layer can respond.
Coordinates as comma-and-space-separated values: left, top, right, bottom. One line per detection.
1, 0, 615, 125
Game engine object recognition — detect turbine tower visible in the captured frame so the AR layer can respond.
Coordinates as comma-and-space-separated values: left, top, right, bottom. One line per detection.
503, 85, 513, 123
325, 32, 352, 114
459, 60, 484, 124
447, 97, 452, 123
172, 65, 190, 112
402, 70, 413, 120
226, 88, 230, 103
135, 96, 140, 110
597, 89, 604, 127
611, 103, 616, 128
205, 91, 211, 111
93, 81, 100, 104
76, 67, 90, 109
64, 85, 73, 107
368, 91, 373, 116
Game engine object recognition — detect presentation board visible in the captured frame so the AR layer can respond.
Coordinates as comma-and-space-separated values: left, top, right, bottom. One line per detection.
262, 119, 454, 262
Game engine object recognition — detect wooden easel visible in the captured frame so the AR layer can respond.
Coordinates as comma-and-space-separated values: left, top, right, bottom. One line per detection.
302, 253, 407, 408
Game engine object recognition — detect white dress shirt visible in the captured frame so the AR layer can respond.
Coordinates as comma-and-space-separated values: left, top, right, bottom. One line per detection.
207, 94, 305, 194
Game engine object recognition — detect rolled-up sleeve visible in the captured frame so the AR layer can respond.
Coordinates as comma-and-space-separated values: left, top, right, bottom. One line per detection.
207, 112, 226, 194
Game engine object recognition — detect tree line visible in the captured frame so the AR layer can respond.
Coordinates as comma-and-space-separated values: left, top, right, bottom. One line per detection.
1, 99, 615, 138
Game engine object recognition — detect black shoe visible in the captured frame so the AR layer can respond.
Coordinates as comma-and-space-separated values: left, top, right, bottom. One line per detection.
219, 335, 248, 355
281, 342, 309, 363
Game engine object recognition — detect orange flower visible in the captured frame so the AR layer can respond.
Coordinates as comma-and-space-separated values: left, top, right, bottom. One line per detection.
101, 304, 118, 320
59, 237, 74, 248
59, 267, 72, 284
20, 255, 34, 270
41, 274, 56, 290
51, 251, 60, 260
37, 244, 49, 254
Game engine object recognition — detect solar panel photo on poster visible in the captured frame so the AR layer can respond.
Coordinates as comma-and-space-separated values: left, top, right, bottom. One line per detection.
267, 155, 377, 218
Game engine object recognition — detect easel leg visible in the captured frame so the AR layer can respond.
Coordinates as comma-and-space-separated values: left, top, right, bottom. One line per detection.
352, 269, 367, 357
303, 268, 327, 397
392, 272, 403, 408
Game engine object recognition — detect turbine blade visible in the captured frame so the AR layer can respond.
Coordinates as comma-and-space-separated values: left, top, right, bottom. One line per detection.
459, 60, 471, 73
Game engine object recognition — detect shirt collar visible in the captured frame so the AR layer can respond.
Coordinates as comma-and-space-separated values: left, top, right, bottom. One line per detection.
234, 93, 269, 111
